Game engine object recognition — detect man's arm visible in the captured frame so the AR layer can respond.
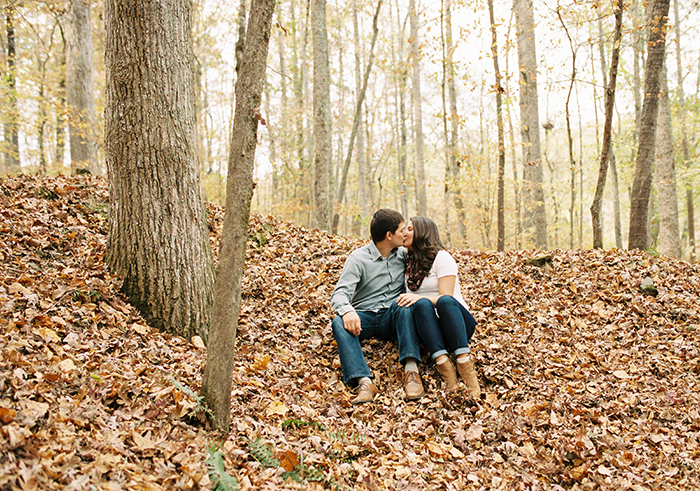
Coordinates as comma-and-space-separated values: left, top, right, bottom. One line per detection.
330, 254, 363, 335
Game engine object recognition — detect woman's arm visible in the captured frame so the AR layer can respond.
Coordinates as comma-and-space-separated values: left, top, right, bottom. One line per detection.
397, 275, 456, 307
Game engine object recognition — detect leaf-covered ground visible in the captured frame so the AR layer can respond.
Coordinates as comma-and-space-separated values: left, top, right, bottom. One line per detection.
1, 174, 699, 490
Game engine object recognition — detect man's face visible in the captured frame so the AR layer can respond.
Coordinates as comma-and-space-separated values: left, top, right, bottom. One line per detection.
387, 221, 406, 248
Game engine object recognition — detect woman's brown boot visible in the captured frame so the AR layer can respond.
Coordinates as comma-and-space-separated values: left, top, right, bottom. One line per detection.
436, 357, 458, 391
457, 356, 481, 398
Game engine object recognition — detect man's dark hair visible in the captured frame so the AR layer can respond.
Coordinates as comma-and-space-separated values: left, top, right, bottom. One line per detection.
370, 209, 404, 243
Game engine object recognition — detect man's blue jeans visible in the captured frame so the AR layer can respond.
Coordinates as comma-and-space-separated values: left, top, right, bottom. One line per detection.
331, 302, 421, 387
412, 296, 476, 359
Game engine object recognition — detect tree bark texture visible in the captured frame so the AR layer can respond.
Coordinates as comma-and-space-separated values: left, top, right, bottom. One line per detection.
590, 0, 622, 249
513, 0, 547, 248
4, 4, 20, 173
312, 0, 332, 231
201, 0, 275, 431
409, 0, 427, 216
104, 0, 215, 341
628, 0, 670, 251
66, 0, 98, 175
656, 61, 680, 257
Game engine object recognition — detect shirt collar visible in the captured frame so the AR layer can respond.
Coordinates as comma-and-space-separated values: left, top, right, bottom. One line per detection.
368, 241, 384, 261
368, 241, 403, 261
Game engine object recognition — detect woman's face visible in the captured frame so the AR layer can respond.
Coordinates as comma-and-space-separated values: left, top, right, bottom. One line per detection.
404, 220, 414, 249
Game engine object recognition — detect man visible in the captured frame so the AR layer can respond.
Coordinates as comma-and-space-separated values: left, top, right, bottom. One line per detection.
330, 209, 424, 404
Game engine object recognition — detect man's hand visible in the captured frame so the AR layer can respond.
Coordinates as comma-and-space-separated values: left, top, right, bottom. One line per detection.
342, 311, 362, 336
397, 293, 421, 307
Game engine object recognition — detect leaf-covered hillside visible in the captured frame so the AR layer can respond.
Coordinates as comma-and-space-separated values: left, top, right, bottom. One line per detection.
1, 175, 699, 490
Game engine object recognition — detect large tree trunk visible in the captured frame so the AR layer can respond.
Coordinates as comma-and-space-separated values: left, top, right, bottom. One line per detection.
4, 4, 20, 173
673, 0, 695, 260
628, 0, 670, 251
513, 0, 547, 248
66, 0, 98, 175
488, 0, 506, 251
656, 60, 680, 257
590, 0, 623, 249
105, 0, 215, 341
409, 0, 427, 216
201, 0, 275, 432
312, 0, 332, 231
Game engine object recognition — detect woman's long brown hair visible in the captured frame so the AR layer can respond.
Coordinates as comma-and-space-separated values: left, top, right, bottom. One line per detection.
407, 216, 444, 277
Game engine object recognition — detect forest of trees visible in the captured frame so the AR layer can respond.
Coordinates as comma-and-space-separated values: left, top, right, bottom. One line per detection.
2, 0, 700, 258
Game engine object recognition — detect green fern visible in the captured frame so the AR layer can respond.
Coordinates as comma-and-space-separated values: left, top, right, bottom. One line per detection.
205, 442, 240, 491
246, 437, 280, 468
281, 418, 327, 431
170, 378, 213, 419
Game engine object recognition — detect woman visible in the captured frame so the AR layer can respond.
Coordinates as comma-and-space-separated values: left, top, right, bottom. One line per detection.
396, 217, 480, 397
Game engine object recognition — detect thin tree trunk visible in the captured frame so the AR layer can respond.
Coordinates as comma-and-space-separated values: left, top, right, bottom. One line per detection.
628, 0, 671, 250
556, 7, 577, 250
598, 17, 623, 249
673, 0, 695, 260
332, 0, 382, 233
290, 1, 306, 225
105, 0, 215, 341
394, 0, 408, 218
488, 0, 506, 251
66, 0, 98, 175
353, 0, 368, 233
312, 0, 332, 231
201, 0, 276, 431
409, 0, 427, 216
514, 0, 546, 248
504, 12, 520, 249
440, 0, 450, 244
4, 4, 20, 172
55, 24, 67, 168
591, 2, 622, 249
656, 60, 680, 257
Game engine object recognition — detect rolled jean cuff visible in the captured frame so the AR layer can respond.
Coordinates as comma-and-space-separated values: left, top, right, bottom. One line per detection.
398, 351, 421, 365
454, 347, 471, 356
431, 349, 449, 360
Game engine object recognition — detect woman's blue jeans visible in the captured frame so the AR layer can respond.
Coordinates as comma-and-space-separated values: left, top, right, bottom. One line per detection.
331, 302, 421, 387
412, 296, 476, 359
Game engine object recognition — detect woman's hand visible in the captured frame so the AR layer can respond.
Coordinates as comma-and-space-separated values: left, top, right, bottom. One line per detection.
397, 293, 421, 307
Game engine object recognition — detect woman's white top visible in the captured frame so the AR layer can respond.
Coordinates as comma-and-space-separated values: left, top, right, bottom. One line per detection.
408, 250, 468, 309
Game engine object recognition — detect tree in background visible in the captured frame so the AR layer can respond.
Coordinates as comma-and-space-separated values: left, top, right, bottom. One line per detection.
628, 0, 671, 251
409, 0, 427, 216
513, 0, 547, 248
312, 0, 332, 231
488, 0, 506, 251
590, 0, 623, 249
201, 0, 276, 431
656, 59, 681, 257
3, 2, 20, 173
65, 0, 98, 175
104, 0, 215, 341
673, 0, 695, 260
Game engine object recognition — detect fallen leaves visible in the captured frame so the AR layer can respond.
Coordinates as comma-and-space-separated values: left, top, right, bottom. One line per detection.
1, 175, 700, 490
